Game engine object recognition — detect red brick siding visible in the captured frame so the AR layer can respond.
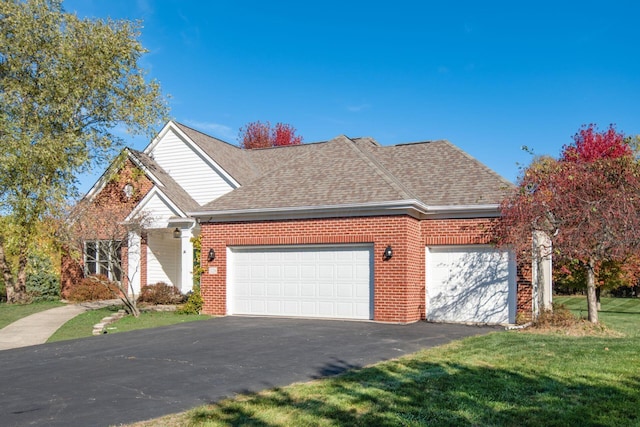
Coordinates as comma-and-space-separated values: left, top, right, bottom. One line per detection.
60, 159, 154, 292
60, 247, 84, 299
199, 215, 534, 324
200, 215, 425, 323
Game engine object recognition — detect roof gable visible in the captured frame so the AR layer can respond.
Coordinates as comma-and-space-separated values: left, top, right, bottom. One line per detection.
365, 140, 512, 207
85, 121, 511, 222
192, 133, 511, 219
197, 136, 408, 212
127, 149, 199, 213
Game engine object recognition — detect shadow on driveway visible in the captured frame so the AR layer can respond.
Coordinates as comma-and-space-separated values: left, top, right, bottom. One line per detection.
0, 316, 498, 427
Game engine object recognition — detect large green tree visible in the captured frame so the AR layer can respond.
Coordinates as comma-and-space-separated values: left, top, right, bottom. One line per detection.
0, 0, 168, 303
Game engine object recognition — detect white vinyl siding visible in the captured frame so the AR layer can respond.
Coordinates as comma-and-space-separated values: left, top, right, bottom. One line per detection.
150, 128, 235, 205
139, 191, 182, 229
426, 246, 516, 324
228, 245, 373, 320
146, 231, 180, 287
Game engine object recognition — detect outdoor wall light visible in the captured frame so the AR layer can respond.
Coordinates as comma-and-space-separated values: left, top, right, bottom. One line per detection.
208, 248, 216, 262
383, 245, 393, 260
173, 228, 181, 239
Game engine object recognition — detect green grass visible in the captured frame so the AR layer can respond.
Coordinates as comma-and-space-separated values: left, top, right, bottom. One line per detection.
47, 306, 211, 343
0, 300, 64, 329
555, 295, 640, 335
130, 298, 640, 427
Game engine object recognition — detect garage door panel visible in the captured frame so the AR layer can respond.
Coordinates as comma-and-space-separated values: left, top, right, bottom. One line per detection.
229, 246, 373, 320
427, 246, 516, 324
300, 283, 315, 297
318, 265, 334, 280
266, 283, 281, 296
300, 265, 316, 279
337, 285, 353, 298
266, 265, 281, 280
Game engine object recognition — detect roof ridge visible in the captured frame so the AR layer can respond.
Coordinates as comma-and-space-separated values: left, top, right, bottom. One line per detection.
127, 149, 199, 211
342, 136, 421, 201
173, 121, 240, 149
439, 140, 513, 188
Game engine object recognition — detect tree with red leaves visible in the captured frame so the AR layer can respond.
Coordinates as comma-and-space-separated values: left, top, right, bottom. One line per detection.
562, 124, 632, 162
498, 125, 640, 324
239, 121, 303, 149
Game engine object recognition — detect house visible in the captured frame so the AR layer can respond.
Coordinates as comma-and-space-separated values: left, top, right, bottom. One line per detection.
63, 120, 537, 324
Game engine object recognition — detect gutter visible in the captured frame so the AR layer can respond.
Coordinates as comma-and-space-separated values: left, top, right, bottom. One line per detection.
188, 200, 501, 222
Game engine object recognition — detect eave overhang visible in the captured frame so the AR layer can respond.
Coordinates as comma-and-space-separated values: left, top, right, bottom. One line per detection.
189, 200, 500, 223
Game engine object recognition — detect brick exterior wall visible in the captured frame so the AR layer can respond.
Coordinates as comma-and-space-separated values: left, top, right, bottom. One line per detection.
60, 247, 84, 299
200, 215, 424, 323
199, 215, 534, 323
60, 159, 154, 293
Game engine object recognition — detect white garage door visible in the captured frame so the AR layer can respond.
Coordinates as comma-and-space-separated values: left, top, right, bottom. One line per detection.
426, 246, 516, 324
228, 245, 373, 319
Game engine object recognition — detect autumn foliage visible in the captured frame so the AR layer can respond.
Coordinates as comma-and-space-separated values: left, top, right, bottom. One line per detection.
239, 121, 303, 149
62, 153, 152, 315
562, 124, 631, 162
498, 125, 640, 323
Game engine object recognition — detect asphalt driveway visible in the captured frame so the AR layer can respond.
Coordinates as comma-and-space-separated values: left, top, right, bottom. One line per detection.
0, 316, 498, 426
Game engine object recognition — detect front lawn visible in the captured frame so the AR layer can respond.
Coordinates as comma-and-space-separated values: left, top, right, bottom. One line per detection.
48, 306, 211, 342
0, 300, 65, 329
130, 296, 640, 427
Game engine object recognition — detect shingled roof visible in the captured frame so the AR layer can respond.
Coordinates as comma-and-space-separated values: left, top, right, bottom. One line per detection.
359, 140, 513, 206
191, 133, 511, 217
172, 122, 259, 186
127, 149, 200, 213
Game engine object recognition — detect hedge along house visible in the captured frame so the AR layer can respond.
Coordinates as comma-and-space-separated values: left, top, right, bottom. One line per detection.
65, 120, 542, 324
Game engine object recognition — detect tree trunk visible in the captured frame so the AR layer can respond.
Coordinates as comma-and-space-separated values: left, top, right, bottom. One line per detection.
595, 286, 601, 311
534, 231, 552, 313
586, 258, 599, 323
0, 237, 28, 304
119, 291, 140, 317
0, 238, 14, 300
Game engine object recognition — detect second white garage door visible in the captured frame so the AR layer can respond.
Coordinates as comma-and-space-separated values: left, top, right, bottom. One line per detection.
426, 246, 516, 324
227, 245, 373, 320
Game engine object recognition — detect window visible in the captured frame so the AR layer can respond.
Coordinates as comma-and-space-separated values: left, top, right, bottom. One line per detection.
84, 240, 122, 282
123, 183, 134, 199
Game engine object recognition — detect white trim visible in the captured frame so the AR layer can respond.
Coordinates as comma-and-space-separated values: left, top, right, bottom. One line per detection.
83, 148, 163, 203
179, 224, 196, 293
167, 217, 197, 228
425, 245, 517, 325
128, 231, 142, 294
226, 243, 374, 319
126, 150, 164, 189
191, 200, 500, 222
125, 186, 186, 223
426, 204, 500, 217
144, 121, 241, 189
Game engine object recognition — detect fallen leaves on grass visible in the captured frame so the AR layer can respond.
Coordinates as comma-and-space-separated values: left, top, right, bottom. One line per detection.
520, 304, 623, 337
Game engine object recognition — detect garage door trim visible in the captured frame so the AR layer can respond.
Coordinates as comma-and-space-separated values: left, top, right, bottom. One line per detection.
426, 245, 517, 324
227, 244, 374, 320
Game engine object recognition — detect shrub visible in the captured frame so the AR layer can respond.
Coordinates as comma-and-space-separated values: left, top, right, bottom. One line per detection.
534, 303, 580, 328
26, 253, 60, 302
177, 284, 203, 314
67, 274, 119, 302
137, 282, 185, 305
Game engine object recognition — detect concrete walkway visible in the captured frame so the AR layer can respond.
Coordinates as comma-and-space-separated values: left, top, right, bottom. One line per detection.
0, 300, 123, 351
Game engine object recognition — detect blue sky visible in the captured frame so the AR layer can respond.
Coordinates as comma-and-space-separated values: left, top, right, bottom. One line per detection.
64, 0, 640, 191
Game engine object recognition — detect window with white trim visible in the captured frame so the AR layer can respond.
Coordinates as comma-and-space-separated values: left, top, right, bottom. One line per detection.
84, 240, 123, 282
